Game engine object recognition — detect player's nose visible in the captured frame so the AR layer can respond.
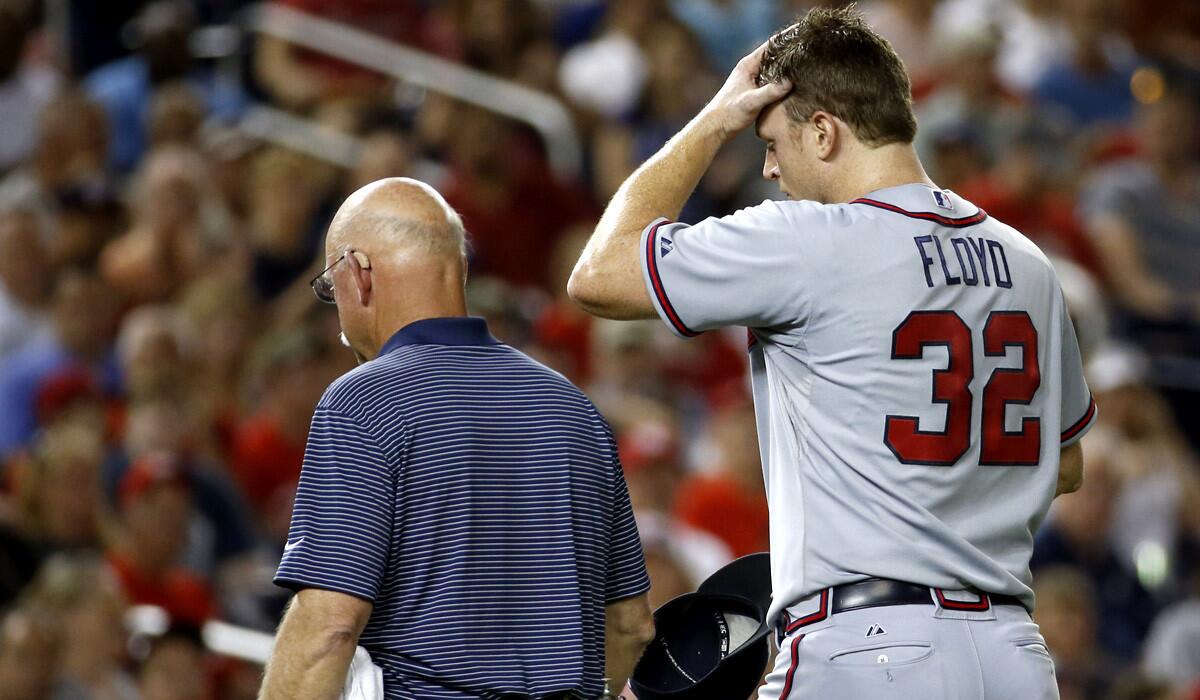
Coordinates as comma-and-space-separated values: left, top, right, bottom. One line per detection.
762, 153, 779, 181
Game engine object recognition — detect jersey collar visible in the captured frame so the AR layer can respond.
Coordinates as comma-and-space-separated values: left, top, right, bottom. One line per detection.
851, 183, 986, 227
379, 316, 502, 354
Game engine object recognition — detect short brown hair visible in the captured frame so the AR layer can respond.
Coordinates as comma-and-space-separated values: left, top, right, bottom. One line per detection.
757, 6, 917, 146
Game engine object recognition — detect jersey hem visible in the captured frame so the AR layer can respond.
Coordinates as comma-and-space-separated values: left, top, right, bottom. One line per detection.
1060, 396, 1097, 447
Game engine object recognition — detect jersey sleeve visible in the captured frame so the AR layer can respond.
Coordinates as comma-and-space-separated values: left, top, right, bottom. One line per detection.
639, 201, 810, 337
603, 426, 651, 603
1057, 292, 1097, 447
274, 406, 395, 602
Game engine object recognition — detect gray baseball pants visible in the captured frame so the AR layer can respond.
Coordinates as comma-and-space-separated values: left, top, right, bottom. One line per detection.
757, 593, 1058, 699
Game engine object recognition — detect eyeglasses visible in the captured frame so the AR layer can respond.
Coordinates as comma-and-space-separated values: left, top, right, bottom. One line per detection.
310, 250, 370, 304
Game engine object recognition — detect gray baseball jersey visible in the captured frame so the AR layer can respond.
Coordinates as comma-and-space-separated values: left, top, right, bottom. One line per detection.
640, 183, 1096, 625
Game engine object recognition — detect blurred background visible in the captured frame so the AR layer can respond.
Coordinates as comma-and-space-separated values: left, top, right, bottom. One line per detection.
0, 0, 1197, 699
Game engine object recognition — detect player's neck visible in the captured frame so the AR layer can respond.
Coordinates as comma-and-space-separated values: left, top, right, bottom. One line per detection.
831, 142, 935, 204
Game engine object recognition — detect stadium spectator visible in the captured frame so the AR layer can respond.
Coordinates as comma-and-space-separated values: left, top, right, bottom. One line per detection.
0, 206, 55, 357
0, 269, 121, 457
136, 624, 213, 700
1033, 438, 1159, 659
116, 305, 196, 402
246, 147, 335, 300
22, 553, 138, 700
674, 402, 769, 558
0, 90, 108, 216
101, 145, 234, 304
229, 328, 326, 513
85, 0, 246, 173
0, 2, 59, 172
0, 606, 60, 700
253, 0, 424, 110
1033, 565, 1117, 700
442, 106, 595, 289
1031, 0, 1139, 128
1082, 89, 1200, 327
668, 0, 779, 71
957, 120, 1103, 275
107, 452, 216, 627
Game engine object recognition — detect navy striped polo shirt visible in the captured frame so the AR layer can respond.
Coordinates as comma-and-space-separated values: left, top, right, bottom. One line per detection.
275, 316, 650, 699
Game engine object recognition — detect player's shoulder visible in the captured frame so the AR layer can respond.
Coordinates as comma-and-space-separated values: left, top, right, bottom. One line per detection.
980, 214, 1058, 275
720, 197, 856, 234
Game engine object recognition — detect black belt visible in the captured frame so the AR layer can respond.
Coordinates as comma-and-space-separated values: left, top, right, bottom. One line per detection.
781, 578, 1026, 635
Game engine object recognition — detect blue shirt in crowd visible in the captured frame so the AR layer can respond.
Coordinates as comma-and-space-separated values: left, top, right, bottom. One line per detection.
274, 317, 650, 700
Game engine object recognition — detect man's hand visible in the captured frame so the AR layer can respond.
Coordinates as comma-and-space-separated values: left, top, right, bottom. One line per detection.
700, 43, 793, 141
569, 43, 790, 320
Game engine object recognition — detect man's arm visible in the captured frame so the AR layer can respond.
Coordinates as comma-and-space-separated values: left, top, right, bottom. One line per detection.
1089, 215, 1181, 320
605, 593, 655, 693
567, 44, 791, 319
1056, 442, 1084, 498
259, 588, 373, 700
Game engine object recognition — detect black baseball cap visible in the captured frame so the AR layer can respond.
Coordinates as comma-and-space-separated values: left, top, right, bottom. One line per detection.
631, 553, 772, 700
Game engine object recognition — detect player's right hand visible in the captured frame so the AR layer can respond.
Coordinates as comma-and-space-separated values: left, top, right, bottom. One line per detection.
699, 42, 792, 141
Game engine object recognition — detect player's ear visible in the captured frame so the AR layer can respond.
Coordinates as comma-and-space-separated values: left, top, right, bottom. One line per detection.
811, 111, 837, 161
348, 249, 373, 305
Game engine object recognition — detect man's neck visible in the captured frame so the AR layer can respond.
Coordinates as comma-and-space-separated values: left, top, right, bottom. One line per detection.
829, 142, 935, 204
367, 297, 469, 360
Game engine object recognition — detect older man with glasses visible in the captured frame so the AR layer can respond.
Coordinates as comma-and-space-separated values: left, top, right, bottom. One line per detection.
259, 177, 654, 700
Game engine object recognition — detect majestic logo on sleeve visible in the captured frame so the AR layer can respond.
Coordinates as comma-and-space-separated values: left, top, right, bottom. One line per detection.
659, 235, 674, 258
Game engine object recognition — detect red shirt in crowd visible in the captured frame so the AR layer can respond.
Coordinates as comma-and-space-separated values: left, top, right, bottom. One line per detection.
107, 553, 216, 627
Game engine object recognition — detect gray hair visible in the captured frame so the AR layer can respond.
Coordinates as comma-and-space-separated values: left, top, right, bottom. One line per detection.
334, 208, 467, 259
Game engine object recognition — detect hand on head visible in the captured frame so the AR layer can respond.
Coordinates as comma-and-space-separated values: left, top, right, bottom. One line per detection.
701, 42, 793, 140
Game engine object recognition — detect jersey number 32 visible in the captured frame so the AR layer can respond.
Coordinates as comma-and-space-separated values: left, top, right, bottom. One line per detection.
884, 310, 1040, 466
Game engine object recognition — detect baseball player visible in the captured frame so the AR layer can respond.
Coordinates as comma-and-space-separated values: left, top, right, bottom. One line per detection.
569, 8, 1094, 699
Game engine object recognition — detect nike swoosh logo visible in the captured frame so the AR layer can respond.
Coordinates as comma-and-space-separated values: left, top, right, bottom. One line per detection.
283, 538, 304, 553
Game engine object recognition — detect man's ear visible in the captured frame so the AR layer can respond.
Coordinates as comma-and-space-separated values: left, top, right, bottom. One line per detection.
348, 250, 372, 305
811, 111, 838, 161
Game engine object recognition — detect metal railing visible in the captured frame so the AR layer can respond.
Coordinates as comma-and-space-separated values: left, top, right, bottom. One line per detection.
235, 104, 364, 169
239, 2, 582, 178
127, 605, 274, 665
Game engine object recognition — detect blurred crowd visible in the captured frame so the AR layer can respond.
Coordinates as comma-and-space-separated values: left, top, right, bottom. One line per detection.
0, 0, 1197, 699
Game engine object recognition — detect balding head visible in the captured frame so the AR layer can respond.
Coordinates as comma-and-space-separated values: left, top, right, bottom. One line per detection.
327, 177, 466, 261
319, 178, 471, 363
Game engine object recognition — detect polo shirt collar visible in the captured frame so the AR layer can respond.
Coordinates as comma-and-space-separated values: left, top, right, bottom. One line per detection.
379, 316, 501, 355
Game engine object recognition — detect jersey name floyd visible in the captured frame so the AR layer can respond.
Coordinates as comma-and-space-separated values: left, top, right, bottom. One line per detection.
912, 234, 1013, 289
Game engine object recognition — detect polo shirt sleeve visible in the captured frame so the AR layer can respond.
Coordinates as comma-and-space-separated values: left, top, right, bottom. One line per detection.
604, 431, 651, 603
274, 405, 394, 602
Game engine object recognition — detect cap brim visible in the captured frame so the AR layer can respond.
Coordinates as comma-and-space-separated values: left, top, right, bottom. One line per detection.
698, 552, 770, 614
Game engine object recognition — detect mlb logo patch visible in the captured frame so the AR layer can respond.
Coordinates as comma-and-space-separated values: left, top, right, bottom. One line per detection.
660, 235, 675, 258
932, 190, 955, 211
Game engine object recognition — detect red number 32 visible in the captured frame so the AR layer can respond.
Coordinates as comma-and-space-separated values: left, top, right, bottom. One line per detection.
884, 310, 1041, 466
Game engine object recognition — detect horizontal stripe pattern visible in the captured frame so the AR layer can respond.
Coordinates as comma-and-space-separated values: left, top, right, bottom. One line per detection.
275, 326, 649, 699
